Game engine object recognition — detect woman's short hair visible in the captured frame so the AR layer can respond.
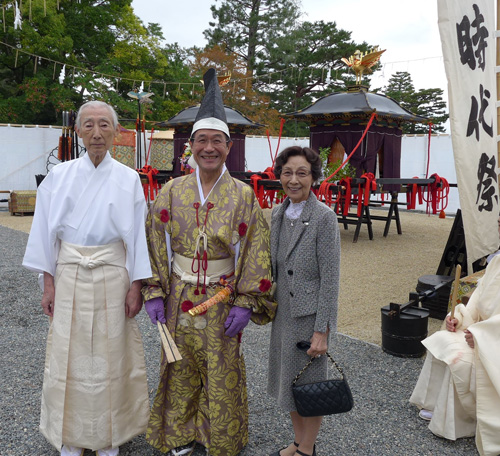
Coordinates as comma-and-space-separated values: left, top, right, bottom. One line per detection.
274, 146, 323, 182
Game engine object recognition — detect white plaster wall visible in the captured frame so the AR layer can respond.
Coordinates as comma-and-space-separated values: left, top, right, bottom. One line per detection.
0, 125, 65, 190
0, 125, 458, 213
244, 135, 309, 172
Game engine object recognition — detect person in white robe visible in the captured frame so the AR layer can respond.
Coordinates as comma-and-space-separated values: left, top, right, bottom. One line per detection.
410, 253, 500, 456
23, 101, 152, 456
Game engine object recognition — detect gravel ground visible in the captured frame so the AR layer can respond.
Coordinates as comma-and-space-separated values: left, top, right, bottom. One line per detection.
0, 211, 479, 455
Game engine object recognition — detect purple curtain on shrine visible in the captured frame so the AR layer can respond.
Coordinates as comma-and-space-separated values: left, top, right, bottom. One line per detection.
379, 129, 403, 192
226, 133, 245, 172
173, 133, 190, 175
363, 130, 385, 175
310, 125, 363, 168
310, 125, 402, 191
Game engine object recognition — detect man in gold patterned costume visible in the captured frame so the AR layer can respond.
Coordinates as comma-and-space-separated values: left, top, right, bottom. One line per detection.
142, 68, 276, 456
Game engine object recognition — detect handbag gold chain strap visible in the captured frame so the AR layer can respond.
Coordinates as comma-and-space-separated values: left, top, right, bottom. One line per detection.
292, 352, 345, 386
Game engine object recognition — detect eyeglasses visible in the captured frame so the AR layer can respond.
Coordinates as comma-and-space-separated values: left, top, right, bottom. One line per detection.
191, 137, 230, 147
281, 170, 312, 179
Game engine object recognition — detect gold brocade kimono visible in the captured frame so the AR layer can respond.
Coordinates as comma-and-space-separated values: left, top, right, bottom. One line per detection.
143, 170, 276, 456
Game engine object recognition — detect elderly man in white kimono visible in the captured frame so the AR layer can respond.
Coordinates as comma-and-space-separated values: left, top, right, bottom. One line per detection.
410, 253, 500, 456
23, 101, 151, 456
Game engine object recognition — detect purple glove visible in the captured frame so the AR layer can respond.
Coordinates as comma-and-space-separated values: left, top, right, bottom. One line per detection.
144, 297, 166, 325
224, 306, 252, 337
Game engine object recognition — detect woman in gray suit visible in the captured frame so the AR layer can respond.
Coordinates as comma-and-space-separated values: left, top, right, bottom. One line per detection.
268, 146, 340, 456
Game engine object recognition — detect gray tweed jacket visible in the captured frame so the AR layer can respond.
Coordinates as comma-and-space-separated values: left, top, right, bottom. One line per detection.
270, 191, 341, 333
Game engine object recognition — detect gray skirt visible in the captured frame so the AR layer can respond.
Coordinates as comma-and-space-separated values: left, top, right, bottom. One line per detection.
267, 304, 329, 412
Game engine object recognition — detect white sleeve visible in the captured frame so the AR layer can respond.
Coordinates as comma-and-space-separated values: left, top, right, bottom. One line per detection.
22, 176, 58, 276
129, 177, 152, 282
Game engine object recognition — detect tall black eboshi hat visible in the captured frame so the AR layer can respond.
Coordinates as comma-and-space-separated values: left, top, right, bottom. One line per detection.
191, 68, 230, 138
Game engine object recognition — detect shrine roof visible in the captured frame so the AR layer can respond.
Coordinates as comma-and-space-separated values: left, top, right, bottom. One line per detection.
156, 105, 264, 129
282, 88, 429, 124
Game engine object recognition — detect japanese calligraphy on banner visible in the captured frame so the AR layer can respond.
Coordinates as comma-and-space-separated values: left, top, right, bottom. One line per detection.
438, 0, 499, 270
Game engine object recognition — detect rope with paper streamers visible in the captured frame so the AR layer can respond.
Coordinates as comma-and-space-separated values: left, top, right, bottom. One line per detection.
0, 0, 68, 15
317, 112, 377, 207
0, 40, 338, 100
0, 40, 204, 97
0, 36, 446, 112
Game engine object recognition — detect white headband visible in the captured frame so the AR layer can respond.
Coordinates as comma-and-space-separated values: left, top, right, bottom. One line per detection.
191, 117, 230, 138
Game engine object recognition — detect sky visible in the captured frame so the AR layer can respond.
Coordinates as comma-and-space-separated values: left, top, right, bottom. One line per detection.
131, 0, 448, 96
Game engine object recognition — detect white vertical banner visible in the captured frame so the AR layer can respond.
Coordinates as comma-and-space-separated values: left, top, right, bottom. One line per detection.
438, 0, 499, 271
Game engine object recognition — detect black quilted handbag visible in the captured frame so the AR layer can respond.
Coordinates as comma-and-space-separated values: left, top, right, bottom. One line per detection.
292, 352, 353, 417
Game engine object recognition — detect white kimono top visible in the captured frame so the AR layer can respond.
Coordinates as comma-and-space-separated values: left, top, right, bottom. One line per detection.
23, 152, 151, 283
423, 254, 500, 455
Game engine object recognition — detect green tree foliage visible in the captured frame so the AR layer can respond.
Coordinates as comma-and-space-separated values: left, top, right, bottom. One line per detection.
260, 20, 372, 136
0, 0, 195, 126
204, 0, 301, 76
410, 87, 448, 134
382, 71, 448, 134
1, 0, 449, 138
190, 44, 281, 135
204, 2, 374, 136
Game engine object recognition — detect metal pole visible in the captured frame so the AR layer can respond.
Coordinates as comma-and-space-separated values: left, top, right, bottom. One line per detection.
137, 100, 142, 169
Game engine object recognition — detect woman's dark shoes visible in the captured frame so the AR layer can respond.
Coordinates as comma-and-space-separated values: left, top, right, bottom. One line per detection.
269, 441, 299, 456
295, 444, 317, 456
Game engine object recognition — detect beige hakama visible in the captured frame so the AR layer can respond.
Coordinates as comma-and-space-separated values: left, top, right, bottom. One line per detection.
409, 335, 477, 440
40, 241, 149, 450
410, 253, 500, 456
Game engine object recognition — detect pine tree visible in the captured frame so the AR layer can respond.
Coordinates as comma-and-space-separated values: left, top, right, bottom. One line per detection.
383, 71, 448, 133
204, 0, 301, 77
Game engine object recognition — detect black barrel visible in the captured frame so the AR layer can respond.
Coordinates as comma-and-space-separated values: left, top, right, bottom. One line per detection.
416, 274, 452, 320
381, 305, 429, 358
